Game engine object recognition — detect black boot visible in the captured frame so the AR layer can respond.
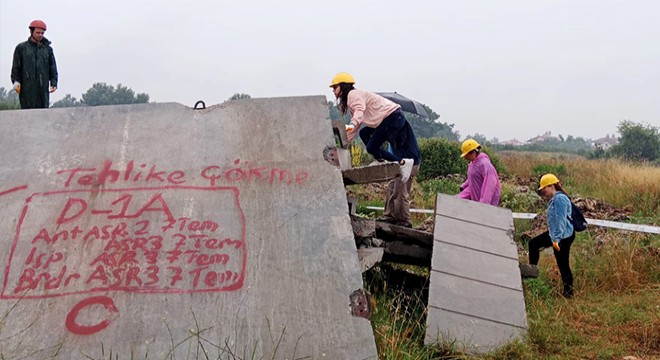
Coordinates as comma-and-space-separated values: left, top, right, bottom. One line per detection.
519, 264, 539, 278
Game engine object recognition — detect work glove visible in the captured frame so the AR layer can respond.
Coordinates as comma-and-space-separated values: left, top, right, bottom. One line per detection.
346, 124, 357, 143
13, 82, 21, 94
50, 86, 56, 93
552, 241, 561, 252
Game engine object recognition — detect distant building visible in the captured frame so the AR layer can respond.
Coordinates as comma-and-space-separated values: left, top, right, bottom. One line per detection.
526, 131, 560, 144
593, 134, 619, 150
498, 138, 524, 146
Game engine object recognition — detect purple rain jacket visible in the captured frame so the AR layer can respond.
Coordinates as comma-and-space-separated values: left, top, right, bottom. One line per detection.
458, 152, 501, 206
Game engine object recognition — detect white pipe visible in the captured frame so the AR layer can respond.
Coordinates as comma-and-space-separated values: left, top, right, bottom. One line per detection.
364, 206, 660, 234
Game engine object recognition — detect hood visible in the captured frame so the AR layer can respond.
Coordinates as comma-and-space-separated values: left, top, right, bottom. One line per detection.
474, 152, 491, 164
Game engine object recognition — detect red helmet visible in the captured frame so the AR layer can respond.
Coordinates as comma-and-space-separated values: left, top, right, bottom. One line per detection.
29, 20, 47, 30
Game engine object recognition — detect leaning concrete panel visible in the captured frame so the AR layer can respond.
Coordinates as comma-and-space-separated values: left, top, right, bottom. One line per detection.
425, 194, 527, 354
428, 274, 527, 327
434, 196, 514, 231
0, 98, 378, 359
433, 216, 518, 260
431, 244, 522, 291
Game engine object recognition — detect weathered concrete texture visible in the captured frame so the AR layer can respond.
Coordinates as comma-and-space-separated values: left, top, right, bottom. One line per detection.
350, 216, 376, 238
0, 97, 378, 359
425, 194, 527, 354
322, 145, 351, 170
342, 162, 400, 185
357, 248, 384, 272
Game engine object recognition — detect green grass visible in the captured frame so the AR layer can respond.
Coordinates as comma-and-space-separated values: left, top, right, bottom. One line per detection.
416, 178, 461, 209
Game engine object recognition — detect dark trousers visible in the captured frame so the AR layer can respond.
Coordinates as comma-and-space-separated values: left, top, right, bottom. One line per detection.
359, 109, 406, 163
528, 231, 575, 297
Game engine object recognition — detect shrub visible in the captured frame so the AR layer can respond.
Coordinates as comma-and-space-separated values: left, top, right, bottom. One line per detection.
418, 138, 506, 181
417, 138, 466, 181
349, 143, 365, 167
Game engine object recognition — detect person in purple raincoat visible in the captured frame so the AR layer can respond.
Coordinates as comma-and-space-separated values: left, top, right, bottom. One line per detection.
457, 139, 501, 206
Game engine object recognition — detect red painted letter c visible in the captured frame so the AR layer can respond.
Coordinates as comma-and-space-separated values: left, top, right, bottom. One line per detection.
65, 296, 118, 335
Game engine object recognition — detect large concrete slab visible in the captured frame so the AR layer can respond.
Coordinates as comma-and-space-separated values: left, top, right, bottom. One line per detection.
425, 194, 527, 354
0, 97, 378, 359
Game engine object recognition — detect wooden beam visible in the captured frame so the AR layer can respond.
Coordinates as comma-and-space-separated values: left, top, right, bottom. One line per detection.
342, 163, 400, 185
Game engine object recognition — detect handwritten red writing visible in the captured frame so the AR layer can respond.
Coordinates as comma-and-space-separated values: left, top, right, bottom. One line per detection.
0, 185, 28, 197
56, 159, 308, 188
65, 296, 118, 335
0, 186, 246, 299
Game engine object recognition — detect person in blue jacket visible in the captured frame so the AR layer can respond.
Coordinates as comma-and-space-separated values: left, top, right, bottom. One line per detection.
521, 173, 575, 298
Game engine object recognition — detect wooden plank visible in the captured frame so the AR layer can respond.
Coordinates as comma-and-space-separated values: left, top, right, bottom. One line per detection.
376, 221, 434, 248
382, 240, 432, 267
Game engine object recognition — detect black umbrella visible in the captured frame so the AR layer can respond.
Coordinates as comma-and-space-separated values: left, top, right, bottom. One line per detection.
377, 92, 429, 118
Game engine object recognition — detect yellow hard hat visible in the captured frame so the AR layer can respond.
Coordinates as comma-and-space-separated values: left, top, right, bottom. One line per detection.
538, 173, 560, 190
460, 139, 480, 157
329, 72, 355, 87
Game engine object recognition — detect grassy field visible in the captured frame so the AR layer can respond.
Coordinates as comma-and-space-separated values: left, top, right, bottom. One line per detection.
499, 151, 660, 217
363, 152, 659, 359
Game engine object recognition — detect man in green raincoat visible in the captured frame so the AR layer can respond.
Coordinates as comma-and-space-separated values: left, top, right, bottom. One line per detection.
11, 20, 58, 109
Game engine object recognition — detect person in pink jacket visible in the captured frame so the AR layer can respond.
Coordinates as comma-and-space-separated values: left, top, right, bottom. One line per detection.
457, 139, 501, 206
330, 72, 421, 227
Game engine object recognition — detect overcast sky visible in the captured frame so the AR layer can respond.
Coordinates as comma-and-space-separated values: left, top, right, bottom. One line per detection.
2, 0, 659, 141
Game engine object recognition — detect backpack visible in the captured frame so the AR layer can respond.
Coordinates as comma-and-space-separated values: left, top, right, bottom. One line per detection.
569, 202, 588, 232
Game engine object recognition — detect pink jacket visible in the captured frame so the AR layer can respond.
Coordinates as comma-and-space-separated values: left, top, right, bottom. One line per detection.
458, 153, 501, 206
348, 89, 400, 128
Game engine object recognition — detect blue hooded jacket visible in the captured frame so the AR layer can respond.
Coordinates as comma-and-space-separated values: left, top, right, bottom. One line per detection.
547, 191, 574, 242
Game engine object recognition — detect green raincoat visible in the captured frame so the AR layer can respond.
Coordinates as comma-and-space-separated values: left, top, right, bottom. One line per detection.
11, 37, 58, 109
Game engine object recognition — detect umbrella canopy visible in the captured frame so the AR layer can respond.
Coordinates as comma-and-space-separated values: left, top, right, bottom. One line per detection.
377, 92, 429, 118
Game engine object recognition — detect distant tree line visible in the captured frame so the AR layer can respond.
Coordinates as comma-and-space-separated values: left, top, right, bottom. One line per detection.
491, 136, 594, 156
51, 83, 150, 107
599, 121, 659, 163
0, 83, 149, 110
486, 121, 658, 163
